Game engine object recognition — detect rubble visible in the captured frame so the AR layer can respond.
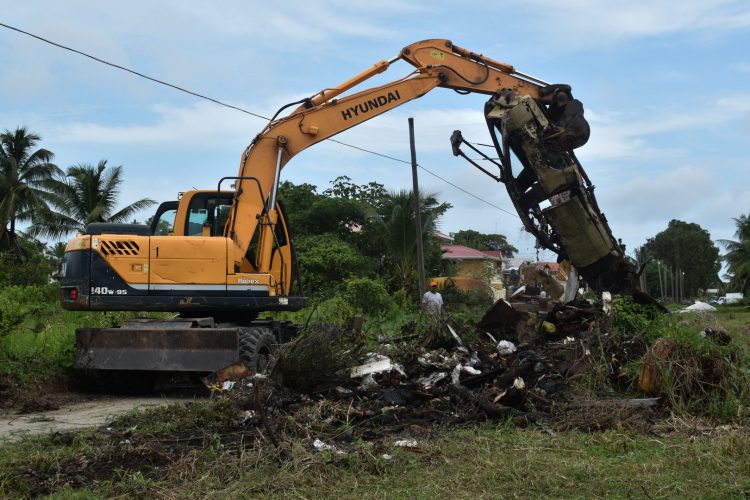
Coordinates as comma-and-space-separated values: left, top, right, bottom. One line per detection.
350, 354, 405, 378
194, 292, 744, 454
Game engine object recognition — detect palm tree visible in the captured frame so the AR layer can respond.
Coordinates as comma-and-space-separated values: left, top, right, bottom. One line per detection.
45, 241, 67, 281
719, 214, 750, 293
0, 127, 60, 250
370, 189, 449, 299
30, 160, 156, 240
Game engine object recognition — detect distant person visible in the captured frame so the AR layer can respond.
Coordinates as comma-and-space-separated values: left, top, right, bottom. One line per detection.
509, 268, 521, 292
422, 281, 444, 315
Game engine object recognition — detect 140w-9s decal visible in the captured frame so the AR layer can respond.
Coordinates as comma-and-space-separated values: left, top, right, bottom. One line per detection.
90, 286, 128, 295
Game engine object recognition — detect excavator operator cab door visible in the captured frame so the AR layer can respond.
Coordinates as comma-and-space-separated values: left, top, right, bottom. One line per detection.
148, 191, 233, 296
181, 192, 234, 238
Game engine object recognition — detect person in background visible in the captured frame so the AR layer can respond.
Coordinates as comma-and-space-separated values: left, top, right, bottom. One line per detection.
508, 268, 521, 292
422, 281, 444, 315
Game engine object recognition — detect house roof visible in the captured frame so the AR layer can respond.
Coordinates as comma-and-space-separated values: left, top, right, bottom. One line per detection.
482, 250, 503, 259
441, 245, 502, 261
433, 230, 453, 243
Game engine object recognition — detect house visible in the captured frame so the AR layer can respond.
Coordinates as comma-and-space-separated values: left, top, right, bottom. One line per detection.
437, 244, 505, 299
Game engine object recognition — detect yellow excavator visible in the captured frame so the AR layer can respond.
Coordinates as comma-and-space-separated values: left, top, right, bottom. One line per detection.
60, 39, 635, 374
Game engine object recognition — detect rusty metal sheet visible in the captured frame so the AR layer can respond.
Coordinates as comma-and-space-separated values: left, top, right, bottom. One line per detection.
75, 328, 239, 372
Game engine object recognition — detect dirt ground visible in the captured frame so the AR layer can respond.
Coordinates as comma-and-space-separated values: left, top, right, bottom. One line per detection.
0, 396, 192, 442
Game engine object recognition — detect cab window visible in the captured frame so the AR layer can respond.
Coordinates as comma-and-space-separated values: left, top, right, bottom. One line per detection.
186, 194, 233, 236
152, 209, 176, 236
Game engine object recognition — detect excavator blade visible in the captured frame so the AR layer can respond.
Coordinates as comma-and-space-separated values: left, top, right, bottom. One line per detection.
75, 328, 240, 372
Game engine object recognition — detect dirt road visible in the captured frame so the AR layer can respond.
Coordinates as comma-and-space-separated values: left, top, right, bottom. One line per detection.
0, 396, 190, 442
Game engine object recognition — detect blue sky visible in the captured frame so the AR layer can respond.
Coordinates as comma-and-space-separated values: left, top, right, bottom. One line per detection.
2, 1, 749, 260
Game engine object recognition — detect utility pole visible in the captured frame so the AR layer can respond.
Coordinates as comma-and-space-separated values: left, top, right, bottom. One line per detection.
657, 260, 664, 301
680, 269, 685, 302
409, 118, 426, 300
673, 267, 677, 303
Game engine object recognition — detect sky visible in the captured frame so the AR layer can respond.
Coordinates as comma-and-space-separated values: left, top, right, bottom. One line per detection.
1, 1, 749, 261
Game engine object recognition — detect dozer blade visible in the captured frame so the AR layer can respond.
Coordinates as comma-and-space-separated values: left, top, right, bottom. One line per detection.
75, 328, 240, 372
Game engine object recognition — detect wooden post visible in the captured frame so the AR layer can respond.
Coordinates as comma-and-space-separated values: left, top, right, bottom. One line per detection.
409, 118, 426, 300
657, 260, 664, 301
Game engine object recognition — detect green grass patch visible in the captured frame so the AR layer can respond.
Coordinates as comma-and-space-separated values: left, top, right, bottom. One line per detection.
2, 413, 748, 499
713, 309, 750, 351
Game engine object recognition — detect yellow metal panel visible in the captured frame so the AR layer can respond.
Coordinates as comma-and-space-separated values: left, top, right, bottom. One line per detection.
93, 235, 150, 286
150, 236, 227, 285
65, 234, 90, 251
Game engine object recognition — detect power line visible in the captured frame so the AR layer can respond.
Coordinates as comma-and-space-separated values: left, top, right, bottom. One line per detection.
0, 21, 269, 121
0, 21, 518, 219
330, 140, 517, 217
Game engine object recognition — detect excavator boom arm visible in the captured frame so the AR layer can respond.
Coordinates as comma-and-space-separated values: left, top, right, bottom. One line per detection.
228, 39, 545, 273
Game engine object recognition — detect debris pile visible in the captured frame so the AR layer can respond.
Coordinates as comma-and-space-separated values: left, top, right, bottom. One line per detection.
180, 291, 749, 458
203, 295, 681, 452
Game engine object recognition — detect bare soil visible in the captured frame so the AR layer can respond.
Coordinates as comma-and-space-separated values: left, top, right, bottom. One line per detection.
0, 396, 191, 442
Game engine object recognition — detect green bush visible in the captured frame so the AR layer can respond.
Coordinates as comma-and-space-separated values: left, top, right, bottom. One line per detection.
441, 287, 493, 327
0, 238, 55, 286
342, 277, 393, 315
0, 284, 58, 335
304, 296, 356, 326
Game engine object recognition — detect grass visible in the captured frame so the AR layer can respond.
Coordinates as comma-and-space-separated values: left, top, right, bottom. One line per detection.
713, 307, 750, 350
246, 425, 750, 499
0, 308, 139, 384
1, 416, 748, 498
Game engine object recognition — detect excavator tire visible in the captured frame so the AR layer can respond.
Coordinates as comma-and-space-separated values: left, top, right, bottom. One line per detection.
239, 326, 278, 373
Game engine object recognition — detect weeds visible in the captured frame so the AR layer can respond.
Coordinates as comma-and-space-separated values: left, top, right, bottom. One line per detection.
608, 297, 750, 421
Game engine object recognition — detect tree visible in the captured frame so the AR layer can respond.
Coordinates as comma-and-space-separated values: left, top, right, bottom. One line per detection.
279, 180, 368, 242
644, 219, 721, 299
0, 127, 60, 250
279, 178, 453, 299
719, 214, 750, 293
45, 241, 67, 281
450, 229, 518, 257
366, 189, 451, 299
294, 233, 375, 299
0, 234, 54, 286
29, 160, 155, 239
322, 176, 388, 212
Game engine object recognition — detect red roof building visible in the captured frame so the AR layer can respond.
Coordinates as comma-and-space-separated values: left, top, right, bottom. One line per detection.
441, 245, 502, 261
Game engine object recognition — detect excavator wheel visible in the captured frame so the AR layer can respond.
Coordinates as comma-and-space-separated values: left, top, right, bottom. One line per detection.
239, 326, 278, 373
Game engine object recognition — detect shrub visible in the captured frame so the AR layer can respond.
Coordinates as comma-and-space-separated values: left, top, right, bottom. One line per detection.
342, 277, 393, 315
0, 284, 58, 336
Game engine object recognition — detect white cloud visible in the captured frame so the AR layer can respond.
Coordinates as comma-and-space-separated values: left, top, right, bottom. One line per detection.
596, 164, 749, 248
171, 0, 416, 41
604, 164, 715, 217
499, 0, 750, 45
53, 101, 267, 147
717, 95, 750, 112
